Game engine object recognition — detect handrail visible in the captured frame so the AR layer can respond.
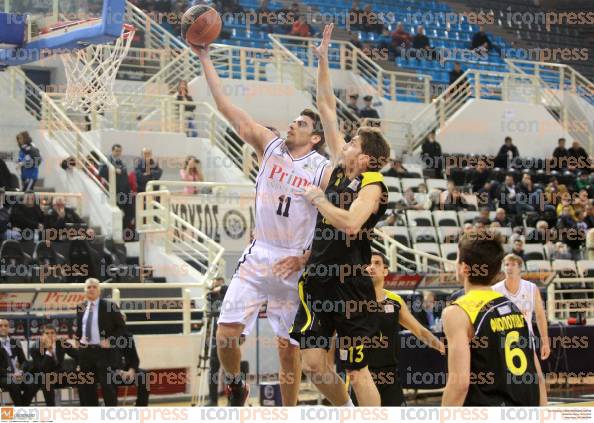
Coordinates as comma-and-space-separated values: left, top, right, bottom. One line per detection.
373, 227, 455, 273
3, 67, 117, 208
136, 190, 226, 282
269, 33, 432, 103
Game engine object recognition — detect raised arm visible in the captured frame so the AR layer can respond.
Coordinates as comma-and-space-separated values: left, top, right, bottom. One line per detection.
192, 46, 275, 160
312, 24, 346, 164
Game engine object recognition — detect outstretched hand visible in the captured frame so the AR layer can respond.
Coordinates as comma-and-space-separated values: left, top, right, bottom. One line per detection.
311, 23, 334, 59
190, 43, 209, 59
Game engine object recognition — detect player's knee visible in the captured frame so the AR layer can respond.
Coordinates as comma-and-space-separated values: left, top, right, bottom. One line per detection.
216, 323, 243, 349
301, 353, 325, 375
345, 367, 368, 386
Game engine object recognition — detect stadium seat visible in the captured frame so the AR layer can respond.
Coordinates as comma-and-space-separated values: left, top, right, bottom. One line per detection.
413, 242, 443, 272
406, 210, 433, 226
458, 210, 479, 225
410, 226, 438, 243
383, 176, 401, 192
440, 243, 458, 261
437, 226, 461, 244
577, 260, 594, 278
401, 178, 425, 192
523, 244, 546, 261
432, 210, 459, 227
552, 260, 578, 277
380, 226, 411, 247
526, 260, 552, 272
387, 192, 403, 209
426, 178, 448, 191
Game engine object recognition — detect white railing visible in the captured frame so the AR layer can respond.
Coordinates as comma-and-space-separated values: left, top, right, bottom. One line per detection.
125, 0, 182, 52
373, 227, 455, 274
546, 277, 594, 322
269, 34, 432, 103
505, 59, 594, 105
2, 67, 117, 207
407, 69, 543, 152
136, 189, 226, 282
505, 59, 594, 154
47, 92, 258, 182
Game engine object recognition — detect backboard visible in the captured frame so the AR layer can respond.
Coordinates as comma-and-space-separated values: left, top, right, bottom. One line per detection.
0, 0, 126, 66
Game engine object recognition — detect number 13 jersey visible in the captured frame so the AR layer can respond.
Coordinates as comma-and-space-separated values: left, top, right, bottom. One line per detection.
255, 137, 329, 250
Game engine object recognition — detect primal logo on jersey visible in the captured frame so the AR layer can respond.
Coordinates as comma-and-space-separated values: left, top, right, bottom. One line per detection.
268, 164, 312, 189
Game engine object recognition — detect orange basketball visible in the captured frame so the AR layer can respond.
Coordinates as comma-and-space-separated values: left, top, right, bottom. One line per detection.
181, 5, 222, 47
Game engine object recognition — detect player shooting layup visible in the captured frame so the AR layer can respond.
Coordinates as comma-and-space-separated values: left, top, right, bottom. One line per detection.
193, 46, 332, 406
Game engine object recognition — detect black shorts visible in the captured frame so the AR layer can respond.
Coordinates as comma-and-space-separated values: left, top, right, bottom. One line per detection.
289, 272, 380, 370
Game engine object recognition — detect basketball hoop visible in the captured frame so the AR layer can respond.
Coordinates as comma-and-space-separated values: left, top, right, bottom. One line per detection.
60, 22, 135, 114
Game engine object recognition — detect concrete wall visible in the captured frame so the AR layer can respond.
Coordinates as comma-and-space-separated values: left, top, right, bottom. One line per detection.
437, 99, 574, 157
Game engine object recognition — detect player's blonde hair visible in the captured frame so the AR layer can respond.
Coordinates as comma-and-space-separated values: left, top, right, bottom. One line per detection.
503, 253, 524, 268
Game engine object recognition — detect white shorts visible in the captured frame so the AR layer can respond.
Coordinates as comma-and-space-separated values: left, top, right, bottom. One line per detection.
219, 240, 304, 344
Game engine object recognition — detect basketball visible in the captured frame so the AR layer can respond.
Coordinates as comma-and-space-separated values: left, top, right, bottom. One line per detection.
181, 5, 222, 47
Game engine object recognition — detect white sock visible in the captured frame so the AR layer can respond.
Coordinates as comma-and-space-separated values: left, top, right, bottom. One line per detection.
341, 398, 354, 407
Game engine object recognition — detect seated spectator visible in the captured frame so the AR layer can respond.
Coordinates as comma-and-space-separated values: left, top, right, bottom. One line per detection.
551, 138, 568, 170
10, 191, 44, 240
439, 185, 473, 211
412, 291, 439, 330
421, 131, 443, 178
411, 25, 434, 60
497, 174, 518, 215
545, 176, 568, 207
358, 95, 379, 120
348, 31, 363, 49
468, 158, 491, 193
476, 180, 496, 210
255, 0, 273, 30
180, 156, 205, 195
0, 157, 13, 190
556, 205, 583, 258
376, 27, 394, 58
360, 4, 383, 33
567, 140, 589, 170
382, 158, 410, 178
584, 204, 594, 228
526, 220, 552, 244
550, 241, 572, 260
495, 136, 519, 168
395, 188, 424, 211
0, 189, 18, 241
0, 319, 36, 405
556, 193, 576, 219
510, 239, 526, 261
587, 228, 594, 260
475, 218, 490, 230
290, 15, 311, 37
573, 189, 590, 214
348, 0, 363, 31
346, 94, 360, 117
473, 207, 491, 225
45, 197, 83, 232
470, 25, 500, 56
417, 183, 428, 194
575, 172, 593, 196
493, 207, 512, 228
135, 148, 163, 193
28, 324, 77, 406
449, 61, 465, 86
391, 22, 412, 57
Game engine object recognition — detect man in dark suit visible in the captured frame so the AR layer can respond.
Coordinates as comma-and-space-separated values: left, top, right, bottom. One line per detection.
0, 319, 36, 405
76, 278, 126, 406
110, 313, 149, 406
412, 292, 438, 330
28, 324, 79, 406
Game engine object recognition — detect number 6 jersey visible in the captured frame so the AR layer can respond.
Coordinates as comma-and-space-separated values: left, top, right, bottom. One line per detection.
254, 137, 329, 250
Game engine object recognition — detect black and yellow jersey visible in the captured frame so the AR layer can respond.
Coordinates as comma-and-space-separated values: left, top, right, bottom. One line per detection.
367, 290, 405, 369
453, 289, 539, 406
307, 166, 388, 282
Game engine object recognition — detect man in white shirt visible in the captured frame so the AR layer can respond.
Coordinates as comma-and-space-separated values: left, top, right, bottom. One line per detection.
492, 254, 550, 405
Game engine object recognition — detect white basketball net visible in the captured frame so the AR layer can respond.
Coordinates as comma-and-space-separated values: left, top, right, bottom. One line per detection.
61, 24, 135, 114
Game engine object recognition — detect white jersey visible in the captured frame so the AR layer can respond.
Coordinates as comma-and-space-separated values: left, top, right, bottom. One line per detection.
254, 136, 329, 250
492, 279, 536, 334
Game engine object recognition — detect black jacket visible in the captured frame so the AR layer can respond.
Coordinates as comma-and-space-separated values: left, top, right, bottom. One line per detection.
99, 155, 130, 195
114, 332, 140, 372
359, 107, 380, 119
29, 340, 71, 373
45, 207, 83, 231
76, 299, 126, 347
0, 337, 27, 377
10, 203, 44, 230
